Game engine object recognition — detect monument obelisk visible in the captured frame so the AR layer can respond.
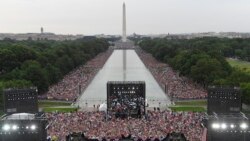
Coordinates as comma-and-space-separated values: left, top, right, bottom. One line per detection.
122, 2, 127, 81
122, 2, 127, 42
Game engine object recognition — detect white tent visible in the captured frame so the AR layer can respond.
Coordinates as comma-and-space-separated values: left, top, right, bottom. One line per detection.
99, 103, 107, 111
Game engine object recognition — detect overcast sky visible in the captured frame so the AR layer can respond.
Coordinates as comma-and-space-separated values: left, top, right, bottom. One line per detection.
0, 0, 250, 35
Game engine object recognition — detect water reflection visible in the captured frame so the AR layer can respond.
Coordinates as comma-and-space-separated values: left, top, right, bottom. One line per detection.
77, 50, 171, 108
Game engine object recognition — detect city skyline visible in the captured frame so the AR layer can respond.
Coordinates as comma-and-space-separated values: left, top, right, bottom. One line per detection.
0, 0, 250, 35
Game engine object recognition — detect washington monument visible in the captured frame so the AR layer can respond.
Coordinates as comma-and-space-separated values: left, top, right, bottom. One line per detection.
122, 2, 127, 42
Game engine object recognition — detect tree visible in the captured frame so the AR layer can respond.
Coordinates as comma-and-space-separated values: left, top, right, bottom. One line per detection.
240, 83, 250, 104
227, 69, 250, 86
45, 64, 62, 85
20, 60, 49, 93
0, 37, 110, 110
9, 44, 37, 62
190, 57, 224, 85
0, 49, 18, 73
55, 55, 74, 75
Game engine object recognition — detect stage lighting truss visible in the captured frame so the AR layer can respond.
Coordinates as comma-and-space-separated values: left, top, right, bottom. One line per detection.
211, 122, 249, 131
1, 124, 37, 132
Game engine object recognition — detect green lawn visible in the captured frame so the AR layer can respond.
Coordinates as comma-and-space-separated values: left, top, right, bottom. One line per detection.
169, 106, 206, 112
38, 100, 77, 113
169, 100, 207, 112
175, 100, 207, 106
227, 58, 250, 73
42, 107, 78, 113
38, 100, 72, 107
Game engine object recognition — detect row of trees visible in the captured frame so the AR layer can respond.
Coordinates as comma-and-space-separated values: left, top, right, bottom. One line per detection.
0, 37, 109, 108
138, 37, 250, 104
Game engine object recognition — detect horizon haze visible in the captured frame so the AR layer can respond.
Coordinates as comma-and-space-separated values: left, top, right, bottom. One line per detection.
0, 0, 250, 35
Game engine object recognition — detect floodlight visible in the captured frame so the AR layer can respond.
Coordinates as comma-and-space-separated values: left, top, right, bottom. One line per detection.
2, 124, 10, 131
240, 123, 248, 130
12, 125, 18, 130
30, 125, 36, 130
221, 123, 227, 129
230, 124, 235, 129
212, 123, 220, 129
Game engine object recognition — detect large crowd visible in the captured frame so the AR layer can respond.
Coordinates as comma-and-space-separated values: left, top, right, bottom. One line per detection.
46, 111, 205, 141
39, 49, 113, 101
39, 47, 207, 101
136, 49, 207, 100
40, 47, 207, 141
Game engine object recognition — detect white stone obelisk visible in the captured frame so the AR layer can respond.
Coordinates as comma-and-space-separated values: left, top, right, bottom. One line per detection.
122, 2, 127, 42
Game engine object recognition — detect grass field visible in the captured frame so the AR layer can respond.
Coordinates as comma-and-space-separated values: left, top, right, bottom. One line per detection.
169, 106, 206, 112
227, 58, 250, 73
38, 100, 72, 107
175, 100, 207, 106
42, 107, 78, 112
38, 100, 77, 112
169, 100, 207, 112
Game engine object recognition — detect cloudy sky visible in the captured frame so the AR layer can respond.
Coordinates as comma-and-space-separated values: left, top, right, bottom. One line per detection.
0, 0, 250, 35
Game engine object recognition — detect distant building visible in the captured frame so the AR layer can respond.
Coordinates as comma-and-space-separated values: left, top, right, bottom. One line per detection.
0, 33, 84, 41
41, 27, 44, 34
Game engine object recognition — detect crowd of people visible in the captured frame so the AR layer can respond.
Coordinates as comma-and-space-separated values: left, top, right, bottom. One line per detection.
46, 111, 205, 141
136, 49, 207, 100
40, 47, 208, 141
109, 92, 145, 118
39, 47, 207, 101
40, 49, 113, 101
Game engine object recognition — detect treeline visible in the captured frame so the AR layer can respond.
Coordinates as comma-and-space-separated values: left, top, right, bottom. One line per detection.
138, 37, 250, 104
0, 38, 109, 108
